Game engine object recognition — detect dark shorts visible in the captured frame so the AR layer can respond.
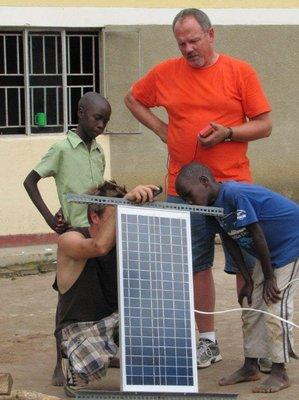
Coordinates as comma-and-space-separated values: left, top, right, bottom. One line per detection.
167, 195, 256, 274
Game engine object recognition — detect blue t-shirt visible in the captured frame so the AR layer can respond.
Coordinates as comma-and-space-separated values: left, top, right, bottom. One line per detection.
212, 182, 299, 268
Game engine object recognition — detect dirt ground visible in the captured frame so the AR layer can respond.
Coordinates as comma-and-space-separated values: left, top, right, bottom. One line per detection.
0, 246, 298, 400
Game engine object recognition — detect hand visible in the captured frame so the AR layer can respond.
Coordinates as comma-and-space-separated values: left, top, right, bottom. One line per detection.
263, 276, 281, 305
125, 185, 161, 204
198, 122, 230, 148
53, 210, 70, 234
238, 280, 254, 307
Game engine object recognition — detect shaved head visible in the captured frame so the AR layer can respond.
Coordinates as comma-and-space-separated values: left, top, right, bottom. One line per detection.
175, 162, 218, 206
175, 162, 215, 193
76, 92, 111, 142
78, 92, 111, 114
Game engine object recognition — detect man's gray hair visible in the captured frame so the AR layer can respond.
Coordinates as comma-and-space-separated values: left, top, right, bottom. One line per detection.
172, 8, 212, 32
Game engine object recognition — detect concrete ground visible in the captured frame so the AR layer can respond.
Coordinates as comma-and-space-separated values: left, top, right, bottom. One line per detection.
0, 245, 298, 400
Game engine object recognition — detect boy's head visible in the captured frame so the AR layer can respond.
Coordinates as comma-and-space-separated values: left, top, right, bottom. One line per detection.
77, 92, 111, 140
175, 162, 218, 206
87, 180, 127, 224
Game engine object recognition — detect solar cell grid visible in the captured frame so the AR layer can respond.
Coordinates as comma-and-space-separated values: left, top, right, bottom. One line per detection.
117, 206, 198, 393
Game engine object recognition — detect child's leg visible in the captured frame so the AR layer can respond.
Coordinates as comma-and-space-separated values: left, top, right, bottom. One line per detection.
252, 259, 298, 393
242, 262, 270, 359
219, 262, 267, 386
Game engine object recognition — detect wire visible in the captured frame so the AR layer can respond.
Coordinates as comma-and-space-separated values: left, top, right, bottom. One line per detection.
194, 278, 299, 329
194, 308, 298, 329
164, 134, 201, 197
280, 277, 299, 291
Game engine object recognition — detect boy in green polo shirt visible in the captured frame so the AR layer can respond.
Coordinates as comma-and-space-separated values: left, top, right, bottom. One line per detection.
24, 92, 110, 233
23, 92, 111, 385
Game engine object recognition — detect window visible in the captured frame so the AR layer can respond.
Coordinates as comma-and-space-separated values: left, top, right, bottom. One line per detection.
0, 30, 100, 135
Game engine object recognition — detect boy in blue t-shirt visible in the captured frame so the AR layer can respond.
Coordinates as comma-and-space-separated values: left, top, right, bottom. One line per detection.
175, 162, 299, 394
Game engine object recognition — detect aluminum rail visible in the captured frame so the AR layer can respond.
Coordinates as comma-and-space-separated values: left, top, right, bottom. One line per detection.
67, 193, 224, 217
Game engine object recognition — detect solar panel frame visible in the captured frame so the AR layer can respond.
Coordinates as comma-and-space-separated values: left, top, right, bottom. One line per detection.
117, 205, 198, 393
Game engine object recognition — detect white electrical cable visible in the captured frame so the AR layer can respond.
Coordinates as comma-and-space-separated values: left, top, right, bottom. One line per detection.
194, 278, 299, 329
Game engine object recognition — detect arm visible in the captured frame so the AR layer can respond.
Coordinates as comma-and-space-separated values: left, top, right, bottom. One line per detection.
23, 170, 69, 234
58, 205, 116, 260
59, 184, 160, 260
246, 222, 281, 304
199, 112, 272, 148
124, 89, 168, 143
220, 230, 254, 306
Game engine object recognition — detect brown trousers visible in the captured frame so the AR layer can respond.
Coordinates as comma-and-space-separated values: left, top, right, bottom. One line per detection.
242, 259, 298, 364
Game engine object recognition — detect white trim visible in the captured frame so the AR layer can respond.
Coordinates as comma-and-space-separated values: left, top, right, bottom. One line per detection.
0, 7, 298, 27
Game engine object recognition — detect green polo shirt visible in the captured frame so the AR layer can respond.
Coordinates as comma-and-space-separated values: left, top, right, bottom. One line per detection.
34, 130, 105, 227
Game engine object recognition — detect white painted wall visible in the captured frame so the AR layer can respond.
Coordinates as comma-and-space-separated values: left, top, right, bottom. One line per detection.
0, 7, 298, 26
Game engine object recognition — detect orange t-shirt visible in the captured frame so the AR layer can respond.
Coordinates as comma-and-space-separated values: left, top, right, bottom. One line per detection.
132, 54, 271, 195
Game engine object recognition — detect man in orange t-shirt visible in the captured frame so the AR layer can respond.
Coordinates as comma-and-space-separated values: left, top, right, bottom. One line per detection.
125, 8, 272, 369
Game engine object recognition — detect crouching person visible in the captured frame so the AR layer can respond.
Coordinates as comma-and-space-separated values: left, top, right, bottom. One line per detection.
175, 162, 299, 394
54, 181, 159, 396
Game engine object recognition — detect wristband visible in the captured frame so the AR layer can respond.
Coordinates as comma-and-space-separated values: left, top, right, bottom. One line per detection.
224, 127, 234, 142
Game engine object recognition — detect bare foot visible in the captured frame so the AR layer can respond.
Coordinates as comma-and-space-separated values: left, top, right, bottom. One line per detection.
252, 372, 290, 393
219, 366, 260, 386
52, 363, 64, 386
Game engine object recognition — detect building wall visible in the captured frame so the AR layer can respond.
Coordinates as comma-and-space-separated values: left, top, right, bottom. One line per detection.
0, 1, 298, 7
0, 2, 298, 238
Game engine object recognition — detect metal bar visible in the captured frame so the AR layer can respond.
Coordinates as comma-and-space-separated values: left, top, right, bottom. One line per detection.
58, 73, 94, 76
16, 35, 20, 74
4, 88, 8, 126
68, 87, 71, 124
76, 391, 238, 399
3, 35, 7, 74
55, 35, 58, 74
56, 86, 59, 125
0, 125, 25, 128
44, 87, 46, 116
26, 73, 64, 76
66, 34, 70, 74
18, 87, 21, 126
61, 30, 68, 132
29, 34, 33, 74
23, 29, 31, 135
80, 35, 83, 74
67, 193, 224, 217
30, 87, 34, 126
43, 35, 46, 74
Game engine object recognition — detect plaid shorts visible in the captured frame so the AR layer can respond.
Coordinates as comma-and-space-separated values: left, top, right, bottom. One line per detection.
61, 312, 119, 381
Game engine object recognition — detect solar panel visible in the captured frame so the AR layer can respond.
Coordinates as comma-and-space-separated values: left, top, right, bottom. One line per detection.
117, 205, 198, 393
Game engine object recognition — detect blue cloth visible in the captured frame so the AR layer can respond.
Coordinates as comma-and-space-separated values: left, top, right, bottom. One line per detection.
213, 182, 299, 268
167, 195, 256, 274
